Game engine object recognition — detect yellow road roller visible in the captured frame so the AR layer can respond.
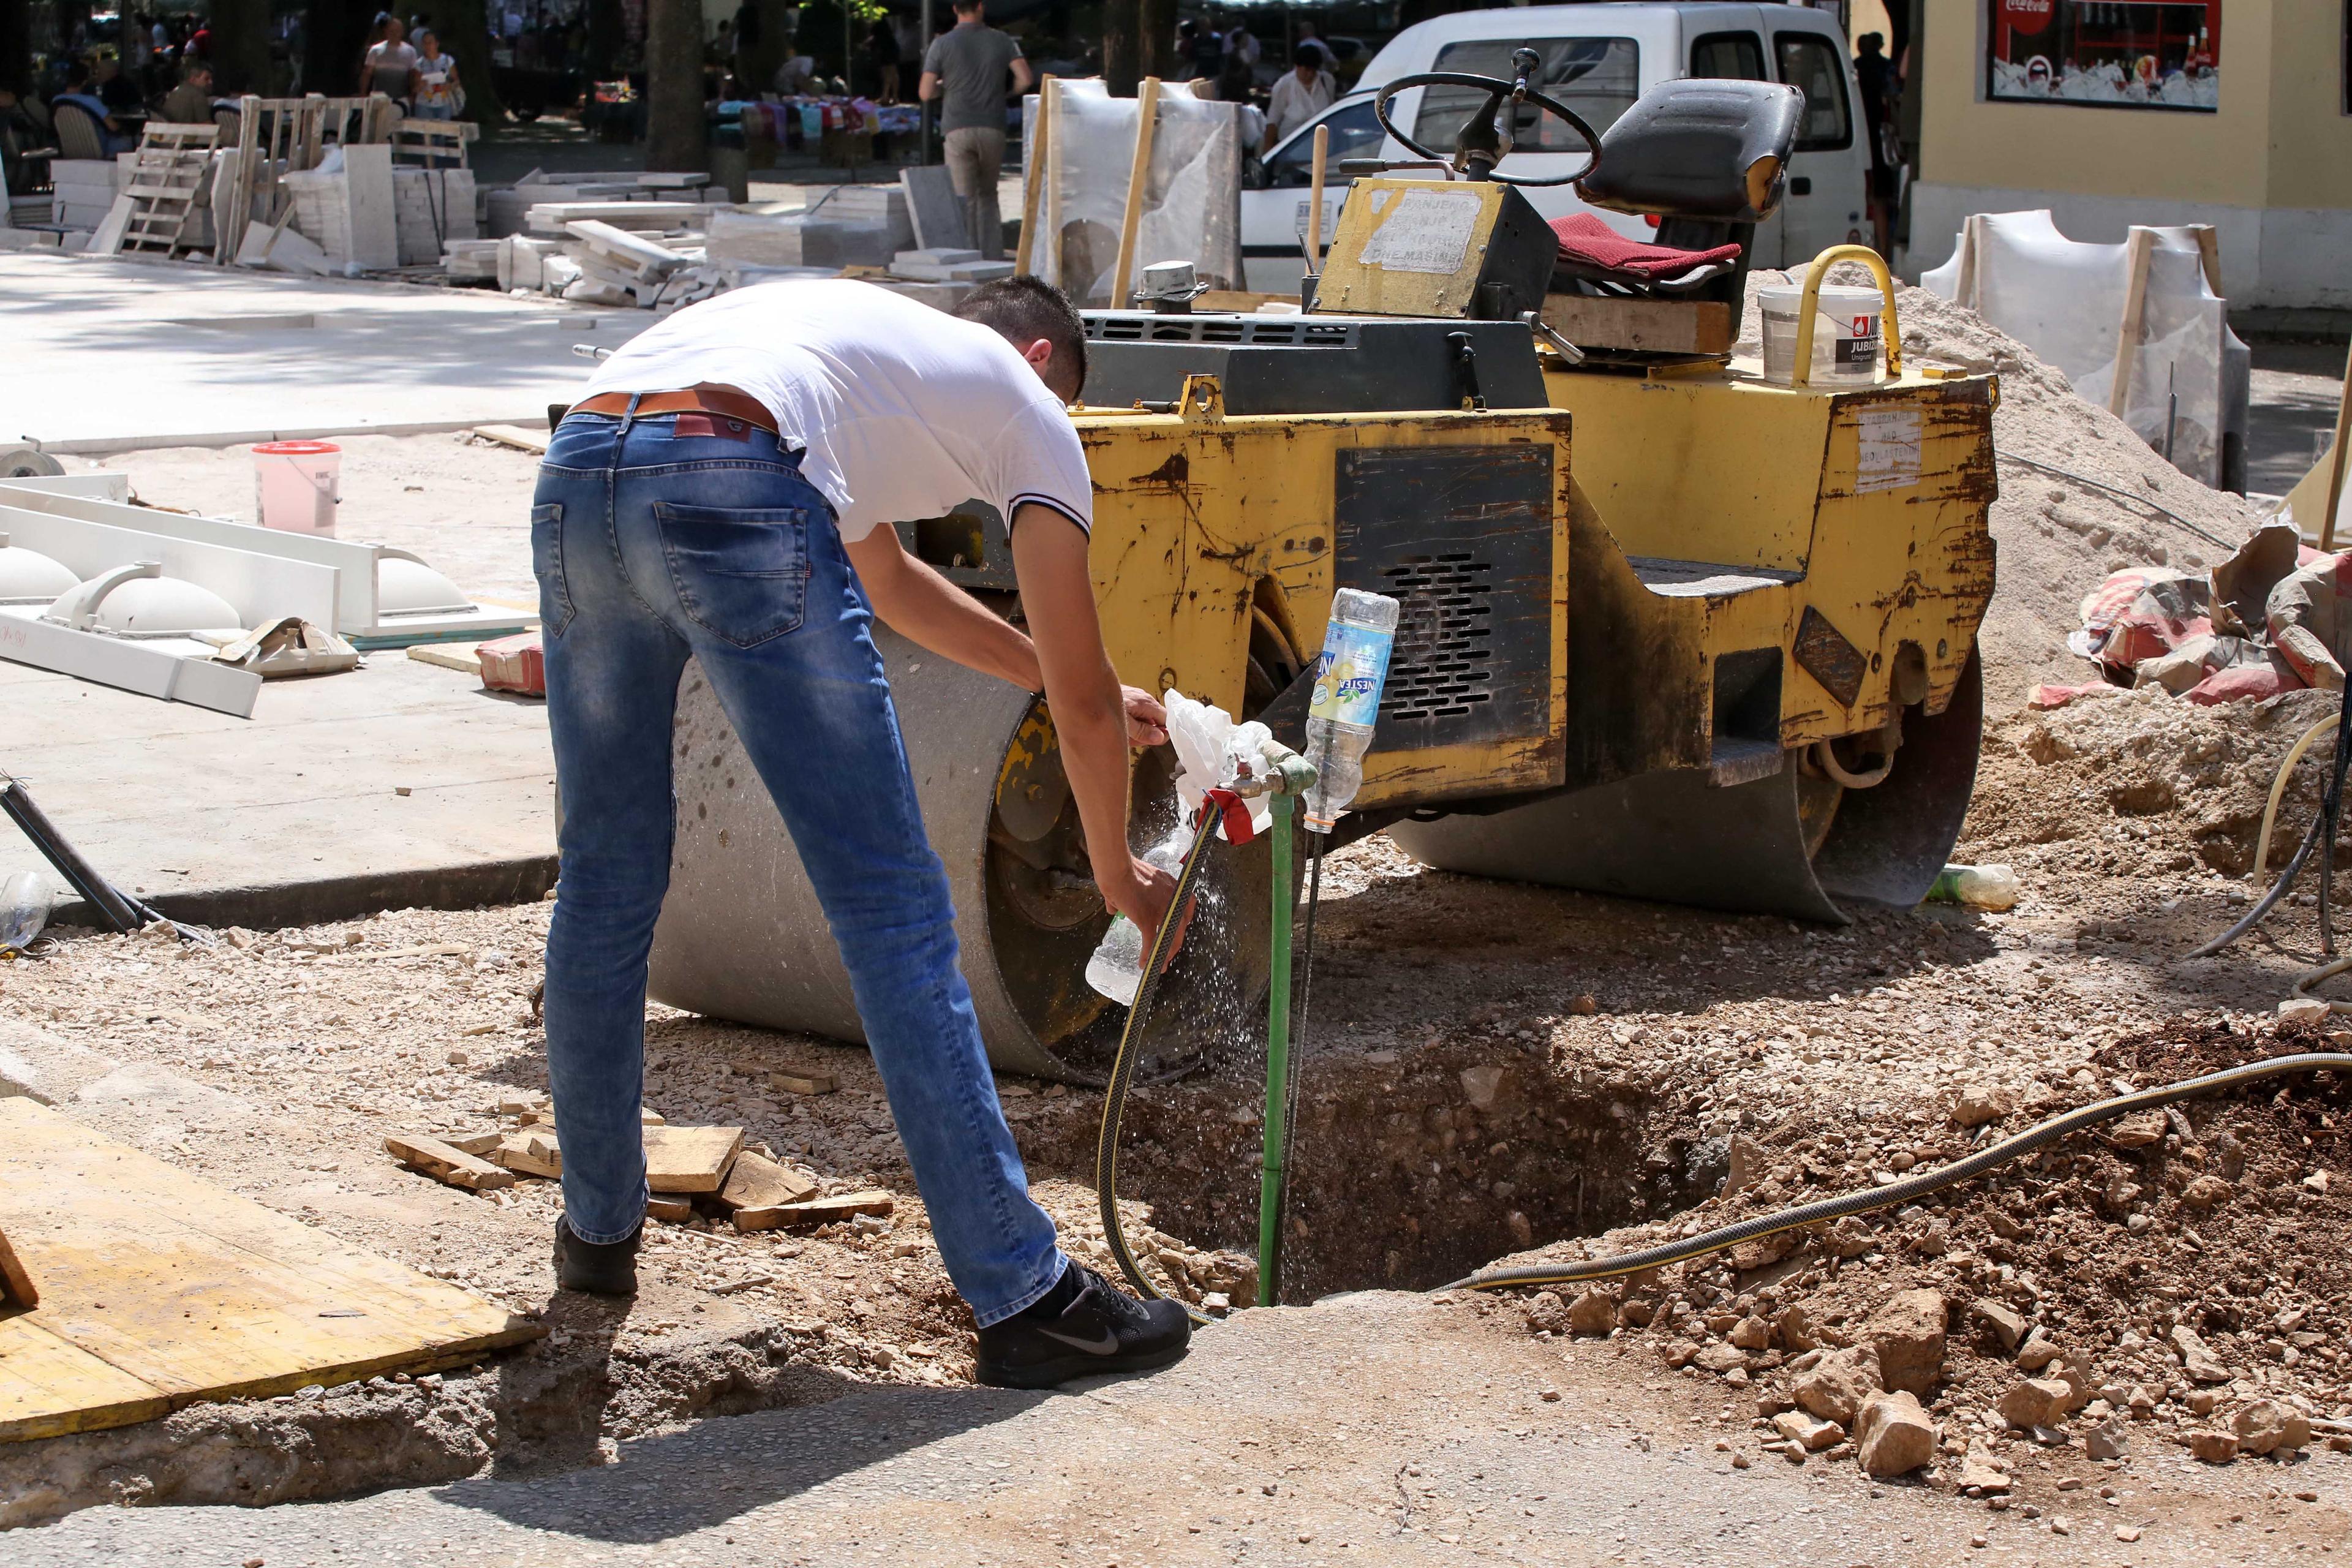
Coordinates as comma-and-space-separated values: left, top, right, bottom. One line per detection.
647, 67, 1996, 1081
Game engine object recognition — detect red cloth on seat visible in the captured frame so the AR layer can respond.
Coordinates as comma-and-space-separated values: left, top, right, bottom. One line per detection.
1549, 213, 1742, 281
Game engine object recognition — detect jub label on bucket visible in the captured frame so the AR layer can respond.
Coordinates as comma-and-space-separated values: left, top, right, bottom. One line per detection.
1311, 624, 1393, 728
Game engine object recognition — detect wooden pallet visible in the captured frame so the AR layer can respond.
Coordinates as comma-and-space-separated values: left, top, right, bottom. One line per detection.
216, 94, 401, 264
112, 121, 218, 257
389, 119, 477, 168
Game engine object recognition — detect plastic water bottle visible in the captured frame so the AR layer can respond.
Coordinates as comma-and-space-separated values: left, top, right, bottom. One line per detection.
1085, 830, 1190, 1006
1927, 862, 2020, 911
1303, 588, 1401, 833
0, 870, 51, 955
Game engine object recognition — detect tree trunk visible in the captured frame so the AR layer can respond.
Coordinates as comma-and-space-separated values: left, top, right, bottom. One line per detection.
1137, 0, 1176, 83
429, 0, 507, 129
206, 0, 276, 96
301, 0, 374, 97
1102, 0, 1136, 96
643, 0, 707, 172
0, 0, 34, 98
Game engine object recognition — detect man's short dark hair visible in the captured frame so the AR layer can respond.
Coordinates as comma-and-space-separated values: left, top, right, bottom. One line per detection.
952, 0, 983, 13
955, 276, 1088, 401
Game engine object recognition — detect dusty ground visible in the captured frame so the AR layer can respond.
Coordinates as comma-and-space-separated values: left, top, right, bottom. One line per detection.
7, 693, 2352, 1547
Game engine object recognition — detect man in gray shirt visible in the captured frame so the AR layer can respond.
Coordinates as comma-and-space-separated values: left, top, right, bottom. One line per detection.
919, 0, 1033, 258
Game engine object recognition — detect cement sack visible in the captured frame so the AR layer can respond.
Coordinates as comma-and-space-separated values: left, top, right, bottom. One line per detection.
1921, 211, 2248, 490
1021, 79, 1248, 305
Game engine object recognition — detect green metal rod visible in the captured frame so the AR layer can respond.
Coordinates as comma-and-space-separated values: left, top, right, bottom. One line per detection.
1259, 791, 1296, 1306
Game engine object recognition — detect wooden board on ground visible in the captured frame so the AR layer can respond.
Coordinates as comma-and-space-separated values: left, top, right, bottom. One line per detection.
717, 1150, 818, 1212
385, 1132, 517, 1192
733, 1189, 894, 1232
1539, 293, 1732, 356
0, 1223, 37, 1307
644, 1125, 744, 1194
645, 1193, 695, 1222
0, 1098, 542, 1444
493, 1127, 562, 1178
470, 424, 549, 455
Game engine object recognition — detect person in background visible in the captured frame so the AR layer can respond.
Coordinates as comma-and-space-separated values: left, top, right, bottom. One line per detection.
774, 48, 818, 96
91, 53, 143, 113
919, 0, 1032, 261
1216, 21, 1255, 102
1185, 12, 1223, 84
157, 59, 214, 124
52, 61, 135, 153
412, 29, 461, 119
868, 18, 902, 104
360, 13, 418, 107
1852, 31, 1897, 257
1294, 20, 1329, 70
1261, 42, 1333, 151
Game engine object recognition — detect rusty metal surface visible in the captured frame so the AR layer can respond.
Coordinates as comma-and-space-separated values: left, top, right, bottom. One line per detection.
1792, 605, 1867, 708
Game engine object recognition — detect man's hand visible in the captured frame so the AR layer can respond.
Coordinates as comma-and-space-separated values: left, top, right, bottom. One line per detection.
1102, 847, 1194, 965
1121, 685, 1167, 747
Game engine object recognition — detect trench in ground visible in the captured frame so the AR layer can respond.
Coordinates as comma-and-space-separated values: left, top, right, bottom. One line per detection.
1023, 1035, 1720, 1304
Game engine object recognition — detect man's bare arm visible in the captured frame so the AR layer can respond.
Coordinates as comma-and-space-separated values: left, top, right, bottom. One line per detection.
1009, 56, 1036, 94
844, 522, 1036, 688
844, 519, 1170, 744
1008, 508, 1183, 947
918, 69, 942, 102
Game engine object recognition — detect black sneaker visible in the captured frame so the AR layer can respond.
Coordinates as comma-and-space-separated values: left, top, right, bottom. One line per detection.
974, 1262, 1192, 1389
552, 1219, 641, 1296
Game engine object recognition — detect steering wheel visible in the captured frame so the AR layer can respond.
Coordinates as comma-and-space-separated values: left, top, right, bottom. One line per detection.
1371, 46, 1602, 187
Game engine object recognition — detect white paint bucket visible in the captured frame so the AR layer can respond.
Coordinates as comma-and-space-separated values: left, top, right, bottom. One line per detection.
252, 440, 341, 535
1757, 284, 1885, 386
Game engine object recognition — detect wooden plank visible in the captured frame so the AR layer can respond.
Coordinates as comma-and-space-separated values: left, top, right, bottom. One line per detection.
0, 1316, 170, 1443
2109, 227, 2156, 418
385, 1133, 518, 1192
1306, 121, 1329, 276
715, 1150, 818, 1212
1016, 74, 1055, 273
0, 1099, 541, 1434
733, 1189, 895, 1232
442, 1128, 504, 1155
769, 1069, 837, 1096
0, 1223, 36, 1307
1540, 293, 1732, 356
492, 1127, 562, 1178
645, 1193, 695, 1223
406, 643, 484, 676
1110, 77, 1162, 310
644, 1125, 744, 1194
470, 423, 549, 454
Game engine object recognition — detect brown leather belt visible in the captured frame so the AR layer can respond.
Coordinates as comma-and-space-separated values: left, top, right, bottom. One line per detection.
567, 387, 778, 434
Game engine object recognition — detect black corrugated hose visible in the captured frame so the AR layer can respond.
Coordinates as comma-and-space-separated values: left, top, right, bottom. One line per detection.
1441, 1052, 2352, 1295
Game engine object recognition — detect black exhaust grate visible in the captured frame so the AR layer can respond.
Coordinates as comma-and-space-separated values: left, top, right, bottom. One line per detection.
1379, 553, 1497, 720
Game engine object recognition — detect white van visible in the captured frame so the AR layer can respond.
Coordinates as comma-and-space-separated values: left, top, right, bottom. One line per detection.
1242, 2, 1872, 293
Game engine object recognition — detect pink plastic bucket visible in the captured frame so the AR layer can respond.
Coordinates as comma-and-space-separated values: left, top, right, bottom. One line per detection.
252, 440, 341, 535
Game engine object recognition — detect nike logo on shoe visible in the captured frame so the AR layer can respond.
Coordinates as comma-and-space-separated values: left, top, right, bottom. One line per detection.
1037, 1325, 1120, 1355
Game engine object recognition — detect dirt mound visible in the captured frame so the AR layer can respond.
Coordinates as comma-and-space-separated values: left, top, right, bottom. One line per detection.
1961, 682, 2340, 876
1487, 1017, 2352, 1481
1741, 271, 2272, 707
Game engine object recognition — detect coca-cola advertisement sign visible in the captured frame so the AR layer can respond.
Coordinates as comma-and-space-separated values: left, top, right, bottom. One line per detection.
1986, 0, 2220, 111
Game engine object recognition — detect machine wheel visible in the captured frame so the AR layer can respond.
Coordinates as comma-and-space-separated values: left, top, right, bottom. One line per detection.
1387, 652, 1985, 922
647, 619, 1302, 1084
0, 447, 64, 480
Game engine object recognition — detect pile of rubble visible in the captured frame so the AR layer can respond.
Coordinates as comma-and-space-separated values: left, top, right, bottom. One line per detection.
1492, 1019, 2352, 1490
443, 168, 1007, 315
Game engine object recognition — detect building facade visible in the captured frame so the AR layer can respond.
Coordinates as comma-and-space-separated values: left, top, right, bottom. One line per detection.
1905, 1, 2352, 310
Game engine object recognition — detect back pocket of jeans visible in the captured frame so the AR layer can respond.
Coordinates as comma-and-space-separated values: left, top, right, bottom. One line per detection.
529, 502, 573, 636
650, 501, 812, 648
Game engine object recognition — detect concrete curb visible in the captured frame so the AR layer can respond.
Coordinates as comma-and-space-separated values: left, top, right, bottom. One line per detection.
37, 420, 557, 458
50, 855, 559, 933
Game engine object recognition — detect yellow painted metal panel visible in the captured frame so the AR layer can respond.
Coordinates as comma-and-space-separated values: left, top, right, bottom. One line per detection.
0, 1099, 544, 1439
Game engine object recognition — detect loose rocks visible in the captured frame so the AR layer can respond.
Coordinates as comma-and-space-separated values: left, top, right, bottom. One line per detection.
1863, 1289, 1949, 1397
1853, 1390, 1938, 1478
1793, 1346, 1881, 1427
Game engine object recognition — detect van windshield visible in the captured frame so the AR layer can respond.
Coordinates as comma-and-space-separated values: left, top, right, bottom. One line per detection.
1414, 37, 1640, 153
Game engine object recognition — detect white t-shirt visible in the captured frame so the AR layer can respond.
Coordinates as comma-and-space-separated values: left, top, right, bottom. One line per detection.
583, 279, 1091, 542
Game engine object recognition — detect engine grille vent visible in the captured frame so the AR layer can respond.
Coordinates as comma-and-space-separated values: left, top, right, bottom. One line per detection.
1379, 554, 1496, 720
1082, 312, 1358, 347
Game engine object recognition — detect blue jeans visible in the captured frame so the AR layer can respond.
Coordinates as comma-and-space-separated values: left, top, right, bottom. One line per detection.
531, 407, 1066, 1327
